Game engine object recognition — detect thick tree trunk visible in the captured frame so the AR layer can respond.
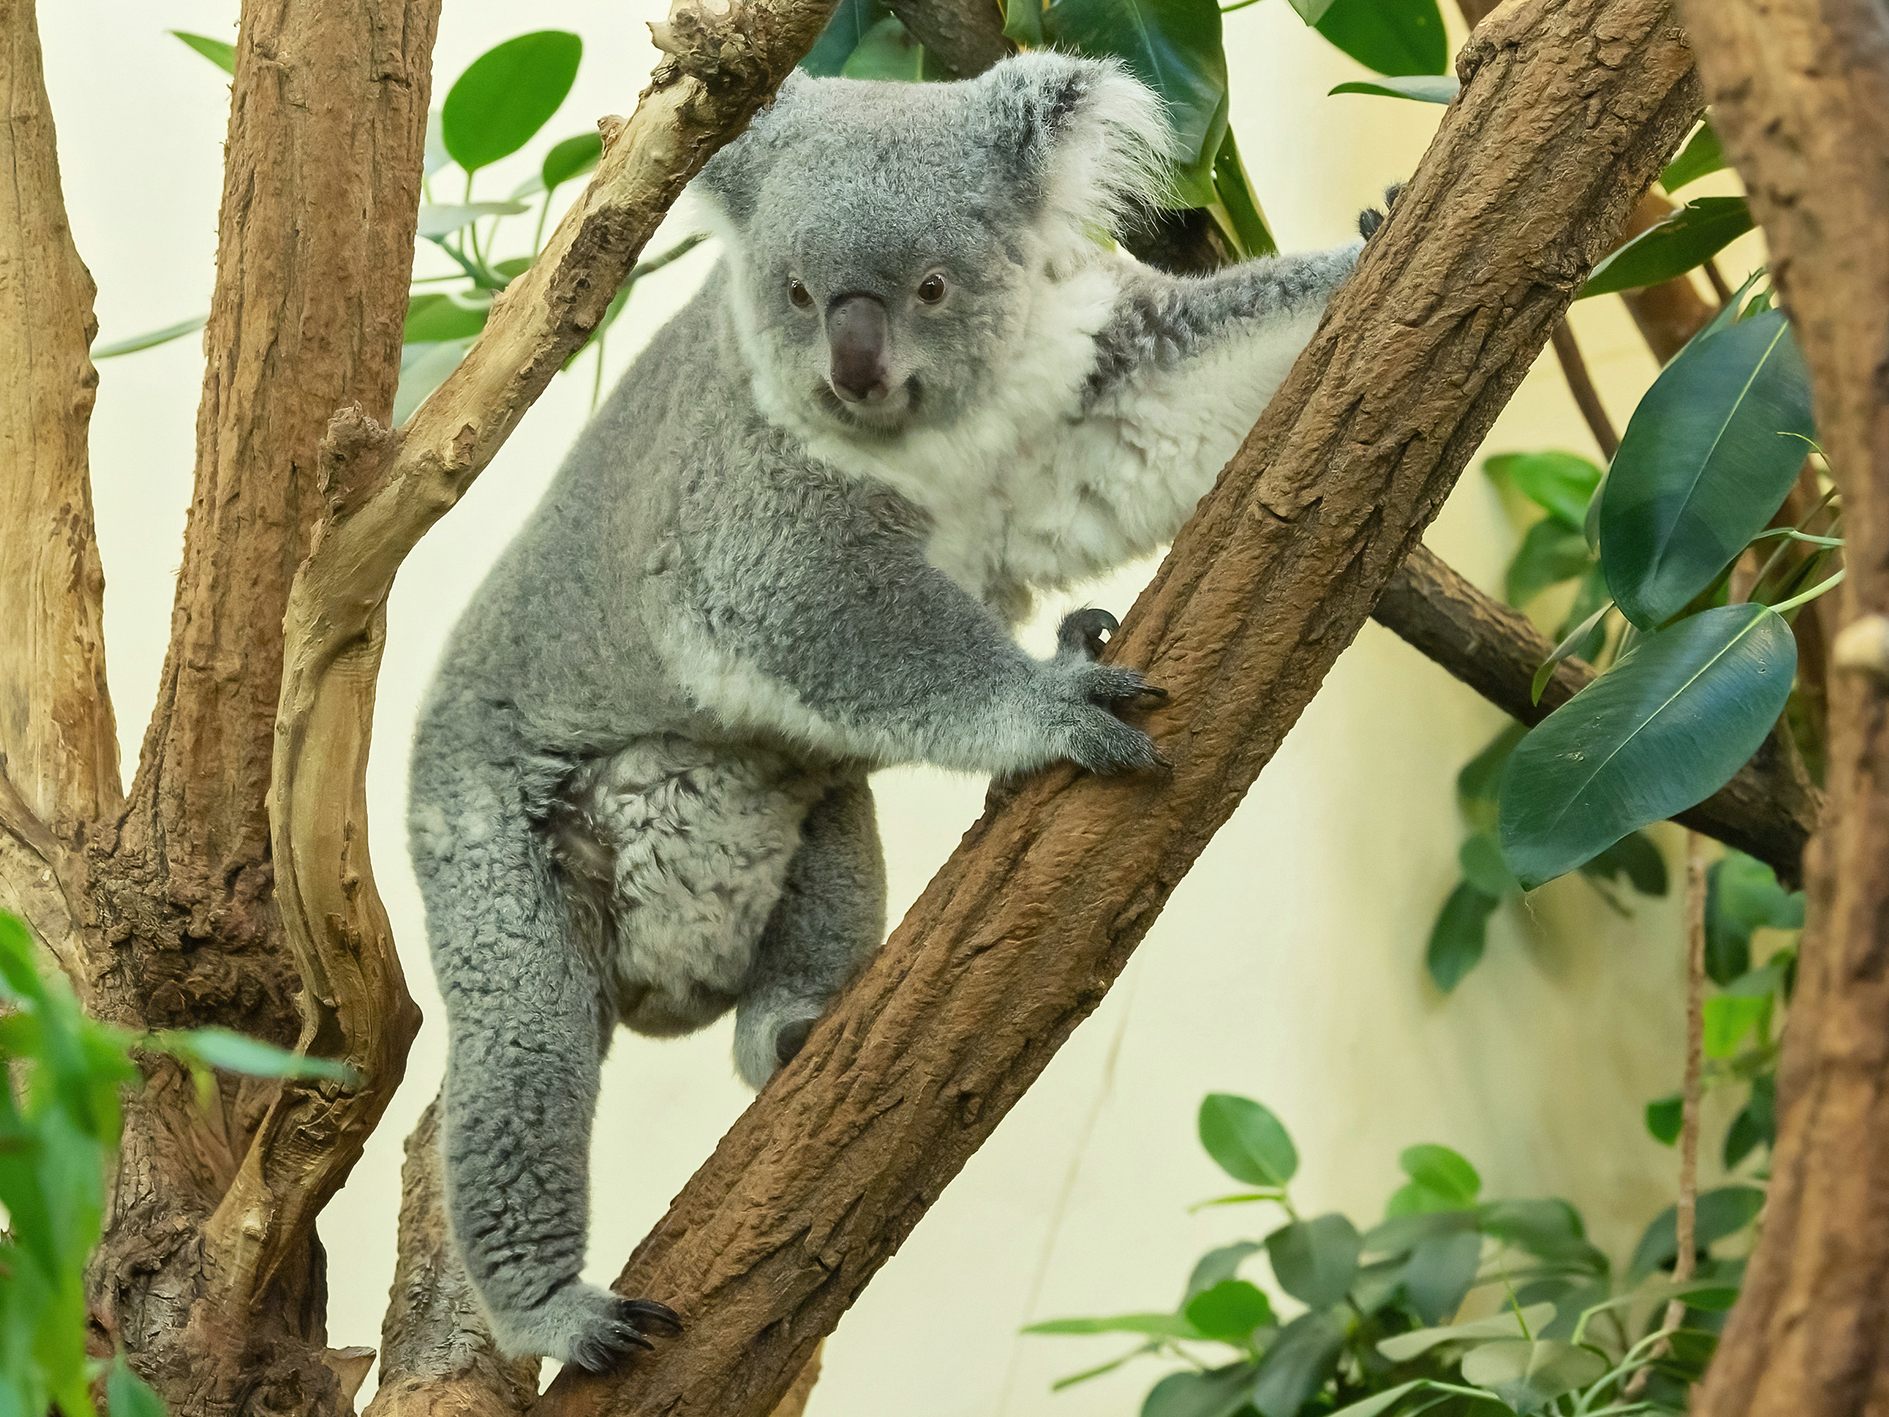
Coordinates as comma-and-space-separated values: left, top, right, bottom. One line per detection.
1674, 4, 1889, 1415
509, 4, 1700, 1415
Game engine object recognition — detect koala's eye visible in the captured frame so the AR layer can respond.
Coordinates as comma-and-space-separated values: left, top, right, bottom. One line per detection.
916, 272, 948, 304
787, 277, 812, 310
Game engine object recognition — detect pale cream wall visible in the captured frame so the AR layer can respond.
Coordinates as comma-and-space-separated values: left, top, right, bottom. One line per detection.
42, 3, 1730, 1411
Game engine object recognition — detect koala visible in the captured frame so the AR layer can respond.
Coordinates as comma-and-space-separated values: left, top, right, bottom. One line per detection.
408, 51, 1381, 1371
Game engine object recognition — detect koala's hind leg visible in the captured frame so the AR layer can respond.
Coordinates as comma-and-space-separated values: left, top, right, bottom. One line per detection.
411, 748, 681, 1372
733, 776, 888, 1088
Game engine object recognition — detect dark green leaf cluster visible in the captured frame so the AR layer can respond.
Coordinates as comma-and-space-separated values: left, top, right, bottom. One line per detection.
1027, 1093, 1759, 1417
0, 913, 349, 1415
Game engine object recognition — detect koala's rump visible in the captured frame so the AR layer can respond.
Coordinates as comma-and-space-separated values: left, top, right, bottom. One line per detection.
547, 733, 831, 1036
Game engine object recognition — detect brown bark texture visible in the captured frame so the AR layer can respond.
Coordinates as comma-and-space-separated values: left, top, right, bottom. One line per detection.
1676, 3, 1889, 1416
1377, 547, 1818, 881
515, 5, 1700, 1415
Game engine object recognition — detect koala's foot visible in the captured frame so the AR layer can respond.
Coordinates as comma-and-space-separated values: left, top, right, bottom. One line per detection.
500, 1281, 683, 1373
734, 1001, 823, 1090
1358, 182, 1403, 241
1051, 607, 1169, 775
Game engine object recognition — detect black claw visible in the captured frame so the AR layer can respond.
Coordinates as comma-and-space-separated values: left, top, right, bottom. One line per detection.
623, 1298, 684, 1335
775, 1017, 815, 1069
1058, 607, 1120, 660
1136, 684, 1170, 704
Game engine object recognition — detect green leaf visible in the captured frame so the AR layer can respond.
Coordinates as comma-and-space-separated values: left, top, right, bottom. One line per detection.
1400, 1145, 1482, 1205
1047, 0, 1228, 177
93, 316, 208, 361
1003, 0, 1048, 46
1025, 1311, 1205, 1339
1723, 1102, 1765, 1168
1506, 518, 1593, 607
1312, 0, 1448, 77
803, 0, 891, 73
1460, 1338, 1608, 1413
1049, 1345, 1156, 1391
1703, 992, 1770, 1059
1478, 1199, 1606, 1274
1533, 590, 1612, 704
169, 30, 236, 74
1249, 1310, 1347, 1417
159, 1027, 354, 1082
1143, 1364, 1260, 1417
405, 292, 492, 344
441, 31, 583, 173
1662, 123, 1727, 192
1628, 1184, 1765, 1278
106, 1357, 166, 1417
1458, 724, 1527, 827
1497, 603, 1798, 889
1329, 75, 1457, 103
1582, 197, 1755, 299
1426, 883, 1496, 993
1645, 1094, 1684, 1145
1188, 1242, 1264, 1299
1199, 1094, 1299, 1186
1706, 852, 1803, 985
1376, 1304, 1557, 1362
1487, 451, 1604, 531
541, 132, 603, 194
1265, 1214, 1361, 1308
1599, 309, 1815, 627
425, 111, 452, 177
417, 201, 529, 239
1402, 1228, 1483, 1325
1212, 130, 1277, 258
1384, 1180, 1461, 1218
1362, 1207, 1476, 1258
395, 338, 473, 423
1327, 1383, 1434, 1417
1185, 1279, 1276, 1342
1287, 0, 1339, 21
841, 16, 940, 80
1458, 835, 1517, 900
1579, 830, 1669, 895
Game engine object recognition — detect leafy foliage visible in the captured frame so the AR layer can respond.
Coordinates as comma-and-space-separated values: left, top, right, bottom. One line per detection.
1027, 1093, 1759, 1417
0, 913, 347, 1415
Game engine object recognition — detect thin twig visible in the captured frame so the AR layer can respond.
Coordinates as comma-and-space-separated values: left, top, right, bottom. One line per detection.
1550, 321, 1620, 459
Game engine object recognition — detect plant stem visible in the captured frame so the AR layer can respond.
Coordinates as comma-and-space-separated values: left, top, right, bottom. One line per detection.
1551, 321, 1621, 459
1771, 567, 1847, 615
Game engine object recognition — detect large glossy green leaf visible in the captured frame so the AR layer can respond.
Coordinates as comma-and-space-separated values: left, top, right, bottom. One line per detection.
1662, 123, 1727, 191
803, 0, 890, 73
1578, 829, 1669, 895
1212, 130, 1277, 257
1582, 196, 1753, 298
541, 132, 603, 193
1402, 1228, 1482, 1324
1266, 1214, 1361, 1307
1313, 0, 1448, 77
1506, 519, 1592, 607
405, 292, 492, 344
1706, 851, 1803, 983
1144, 1364, 1259, 1417
1250, 1310, 1347, 1417
1425, 883, 1496, 993
1199, 1093, 1298, 1186
1461, 1338, 1607, 1413
441, 31, 583, 173
1046, 0, 1226, 173
1486, 451, 1603, 531
1497, 604, 1797, 889
1329, 75, 1457, 103
1599, 309, 1816, 627
170, 30, 236, 74
841, 16, 942, 80
93, 315, 207, 360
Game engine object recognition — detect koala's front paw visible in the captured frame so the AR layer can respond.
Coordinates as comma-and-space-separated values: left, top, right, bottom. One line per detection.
534, 1282, 683, 1374
1056, 659, 1168, 775
1358, 182, 1404, 241
1057, 606, 1121, 661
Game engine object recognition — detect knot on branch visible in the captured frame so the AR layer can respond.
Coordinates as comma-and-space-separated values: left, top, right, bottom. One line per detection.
648, 0, 774, 96
317, 405, 398, 519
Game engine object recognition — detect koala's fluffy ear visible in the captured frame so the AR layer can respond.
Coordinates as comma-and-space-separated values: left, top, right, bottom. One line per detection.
696, 70, 813, 224
982, 52, 1174, 238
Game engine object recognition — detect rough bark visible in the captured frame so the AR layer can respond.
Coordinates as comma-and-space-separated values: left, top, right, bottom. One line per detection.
1674, 4, 1889, 1415
1378, 547, 1818, 881
887, 0, 1005, 75
69, 3, 443, 1413
514, 5, 1699, 1415
0, 0, 120, 845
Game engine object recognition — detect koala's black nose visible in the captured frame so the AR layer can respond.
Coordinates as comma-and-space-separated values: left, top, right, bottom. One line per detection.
825, 293, 890, 404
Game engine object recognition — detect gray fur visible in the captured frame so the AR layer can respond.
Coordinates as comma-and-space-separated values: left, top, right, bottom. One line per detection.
409, 50, 1372, 1370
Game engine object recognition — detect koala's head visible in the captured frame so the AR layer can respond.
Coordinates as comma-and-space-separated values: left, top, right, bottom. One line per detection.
696, 52, 1171, 437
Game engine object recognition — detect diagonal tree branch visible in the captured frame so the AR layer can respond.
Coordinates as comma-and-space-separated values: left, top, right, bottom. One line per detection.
514, 4, 1700, 1415
1673, 4, 1889, 1415
1378, 546, 1819, 881
0, 0, 121, 851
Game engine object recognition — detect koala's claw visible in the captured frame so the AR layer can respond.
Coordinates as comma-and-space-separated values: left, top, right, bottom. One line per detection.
564, 1294, 684, 1374
774, 1016, 815, 1069
1057, 606, 1120, 661
1358, 182, 1404, 241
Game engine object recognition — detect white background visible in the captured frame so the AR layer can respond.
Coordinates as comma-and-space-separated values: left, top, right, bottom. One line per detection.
38, 2, 1738, 1410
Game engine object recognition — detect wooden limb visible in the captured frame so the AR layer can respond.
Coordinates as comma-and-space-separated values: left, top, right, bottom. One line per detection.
887, 0, 1006, 75
0, 767, 85, 981
1673, 3, 1889, 1415
1550, 321, 1620, 458
522, 5, 1698, 1415
1375, 547, 1818, 882
0, 0, 120, 844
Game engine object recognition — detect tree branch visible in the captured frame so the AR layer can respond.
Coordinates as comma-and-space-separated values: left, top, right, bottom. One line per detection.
1377, 547, 1819, 882
1550, 321, 1620, 458
887, 0, 1007, 75
512, 5, 1699, 1415
1673, 4, 1889, 1415
0, 0, 120, 845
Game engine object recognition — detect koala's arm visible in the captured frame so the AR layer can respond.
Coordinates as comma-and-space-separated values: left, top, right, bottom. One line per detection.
660, 465, 1161, 776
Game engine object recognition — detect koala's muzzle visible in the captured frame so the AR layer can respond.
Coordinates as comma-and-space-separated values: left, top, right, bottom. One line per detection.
825, 293, 890, 404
